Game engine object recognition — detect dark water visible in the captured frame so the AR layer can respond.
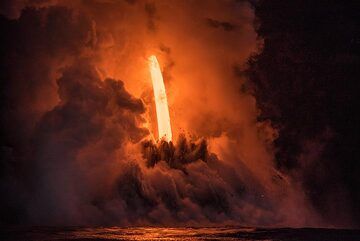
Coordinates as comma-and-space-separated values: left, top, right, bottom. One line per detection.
1, 226, 360, 241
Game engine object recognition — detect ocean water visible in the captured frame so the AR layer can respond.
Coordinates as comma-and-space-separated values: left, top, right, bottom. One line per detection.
1, 226, 360, 241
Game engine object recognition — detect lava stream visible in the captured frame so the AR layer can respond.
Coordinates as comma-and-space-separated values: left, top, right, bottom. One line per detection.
148, 55, 172, 141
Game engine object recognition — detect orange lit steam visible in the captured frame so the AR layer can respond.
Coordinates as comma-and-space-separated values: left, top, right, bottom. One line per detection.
148, 55, 172, 141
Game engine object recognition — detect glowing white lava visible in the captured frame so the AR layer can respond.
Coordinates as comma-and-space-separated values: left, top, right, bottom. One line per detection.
148, 55, 172, 141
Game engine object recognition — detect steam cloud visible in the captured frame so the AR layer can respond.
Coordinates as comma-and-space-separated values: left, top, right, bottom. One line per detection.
1, 0, 352, 227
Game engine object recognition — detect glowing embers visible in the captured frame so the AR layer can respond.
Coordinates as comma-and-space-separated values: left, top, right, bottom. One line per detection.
148, 55, 172, 141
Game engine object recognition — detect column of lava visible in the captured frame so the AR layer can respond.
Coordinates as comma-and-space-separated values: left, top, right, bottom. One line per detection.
148, 55, 173, 141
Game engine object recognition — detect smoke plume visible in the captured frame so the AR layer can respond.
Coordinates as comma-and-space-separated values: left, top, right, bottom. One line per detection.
2, 0, 353, 227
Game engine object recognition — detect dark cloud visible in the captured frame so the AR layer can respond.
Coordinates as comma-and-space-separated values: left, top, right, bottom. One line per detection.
145, 2, 157, 32
0, 6, 91, 144
2, 59, 149, 225
125, 0, 137, 5
206, 18, 237, 32
0, 6, 94, 224
0, 0, 62, 19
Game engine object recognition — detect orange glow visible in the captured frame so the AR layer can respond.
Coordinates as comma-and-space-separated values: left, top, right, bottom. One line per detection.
148, 55, 172, 141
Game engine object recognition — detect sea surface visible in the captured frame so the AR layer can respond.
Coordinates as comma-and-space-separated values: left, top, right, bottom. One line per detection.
1, 226, 360, 241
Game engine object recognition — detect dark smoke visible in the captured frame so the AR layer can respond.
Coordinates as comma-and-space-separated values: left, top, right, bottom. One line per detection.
206, 18, 237, 32
2, 59, 149, 225
145, 2, 157, 32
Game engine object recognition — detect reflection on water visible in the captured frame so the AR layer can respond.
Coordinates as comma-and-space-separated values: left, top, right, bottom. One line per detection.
1, 226, 360, 240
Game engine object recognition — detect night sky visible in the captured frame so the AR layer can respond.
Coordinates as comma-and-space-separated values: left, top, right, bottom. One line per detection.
248, 0, 360, 226
0, 0, 359, 228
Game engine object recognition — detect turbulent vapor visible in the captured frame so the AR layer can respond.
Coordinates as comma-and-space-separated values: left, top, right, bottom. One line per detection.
0, 0, 323, 226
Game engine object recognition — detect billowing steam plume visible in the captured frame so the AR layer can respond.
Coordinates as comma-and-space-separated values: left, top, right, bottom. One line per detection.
0, 0, 341, 227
